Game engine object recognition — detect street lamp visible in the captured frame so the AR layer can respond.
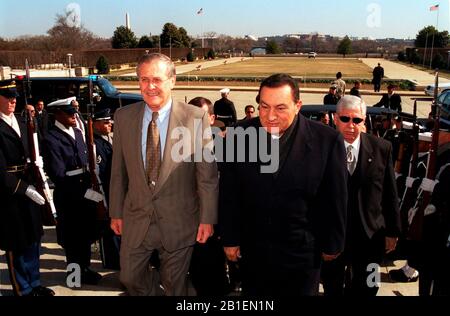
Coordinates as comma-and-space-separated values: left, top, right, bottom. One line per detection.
447, 51, 450, 68
67, 53, 73, 77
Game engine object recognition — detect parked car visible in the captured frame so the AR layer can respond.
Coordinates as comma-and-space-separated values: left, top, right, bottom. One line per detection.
436, 89, 450, 125
424, 82, 450, 96
14, 75, 142, 115
308, 52, 318, 59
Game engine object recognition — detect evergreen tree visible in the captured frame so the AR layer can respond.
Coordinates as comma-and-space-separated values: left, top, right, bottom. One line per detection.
96, 55, 110, 74
337, 36, 352, 57
266, 40, 282, 54
111, 26, 138, 49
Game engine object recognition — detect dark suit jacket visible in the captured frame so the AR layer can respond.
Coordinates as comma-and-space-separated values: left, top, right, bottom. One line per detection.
219, 115, 348, 269
0, 116, 43, 251
354, 133, 401, 238
373, 93, 402, 112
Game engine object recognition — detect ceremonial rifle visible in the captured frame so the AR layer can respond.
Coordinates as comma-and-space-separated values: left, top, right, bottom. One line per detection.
24, 59, 57, 226
407, 71, 441, 241
86, 79, 109, 221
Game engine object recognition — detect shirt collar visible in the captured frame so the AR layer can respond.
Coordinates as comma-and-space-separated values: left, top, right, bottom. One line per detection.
145, 99, 172, 122
55, 120, 76, 139
0, 112, 14, 123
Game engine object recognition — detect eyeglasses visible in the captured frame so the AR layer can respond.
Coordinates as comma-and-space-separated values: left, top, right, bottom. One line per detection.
139, 77, 170, 86
338, 116, 364, 124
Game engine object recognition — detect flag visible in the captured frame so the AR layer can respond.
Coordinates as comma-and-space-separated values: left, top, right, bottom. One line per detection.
430, 4, 439, 11
197, 8, 203, 15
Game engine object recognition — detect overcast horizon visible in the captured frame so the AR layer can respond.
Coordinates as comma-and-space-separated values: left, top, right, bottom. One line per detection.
1, 0, 449, 40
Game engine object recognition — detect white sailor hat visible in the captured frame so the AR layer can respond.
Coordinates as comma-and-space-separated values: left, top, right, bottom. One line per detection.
47, 96, 77, 114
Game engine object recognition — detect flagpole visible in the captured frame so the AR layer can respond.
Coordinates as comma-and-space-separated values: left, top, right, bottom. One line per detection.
429, 5, 440, 69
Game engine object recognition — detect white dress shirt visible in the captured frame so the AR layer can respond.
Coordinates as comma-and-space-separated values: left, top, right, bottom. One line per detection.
344, 136, 361, 171
141, 100, 172, 170
0, 112, 21, 137
55, 120, 76, 140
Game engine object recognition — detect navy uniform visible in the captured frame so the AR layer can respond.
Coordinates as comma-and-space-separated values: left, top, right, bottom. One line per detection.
43, 97, 101, 285
92, 109, 120, 270
0, 80, 54, 296
214, 88, 237, 127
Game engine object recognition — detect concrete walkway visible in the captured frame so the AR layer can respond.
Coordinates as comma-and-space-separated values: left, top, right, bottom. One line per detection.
360, 58, 450, 86
0, 227, 419, 296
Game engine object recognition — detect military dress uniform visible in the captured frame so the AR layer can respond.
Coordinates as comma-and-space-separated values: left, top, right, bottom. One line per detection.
92, 109, 120, 270
214, 88, 237, 127
0, 80, 54, 296
43, 98, 101, 285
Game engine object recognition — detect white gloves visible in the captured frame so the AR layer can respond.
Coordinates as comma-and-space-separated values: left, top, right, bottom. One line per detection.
35, 156, 44, 169
26, 185, 45, 206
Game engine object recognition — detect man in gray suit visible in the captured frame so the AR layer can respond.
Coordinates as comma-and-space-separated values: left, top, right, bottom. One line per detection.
109, 53, 218, 296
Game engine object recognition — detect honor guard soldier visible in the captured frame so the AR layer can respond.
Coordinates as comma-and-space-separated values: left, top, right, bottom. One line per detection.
92, 108, 120, 270
214, 88, 237, 127
43, 97, 102, 285
0, 80, 54, 296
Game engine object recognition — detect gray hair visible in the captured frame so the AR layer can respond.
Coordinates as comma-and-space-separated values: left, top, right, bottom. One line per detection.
136, 53, 176, 78
336, 95, 367, 116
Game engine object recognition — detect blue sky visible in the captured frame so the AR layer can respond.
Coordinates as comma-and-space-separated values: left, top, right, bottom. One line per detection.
0, 0, 449, 40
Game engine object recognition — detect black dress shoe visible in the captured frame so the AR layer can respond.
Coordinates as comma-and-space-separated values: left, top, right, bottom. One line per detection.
81, 268, 102, 285
32, 286, 55, 296
389, 268, 419, 283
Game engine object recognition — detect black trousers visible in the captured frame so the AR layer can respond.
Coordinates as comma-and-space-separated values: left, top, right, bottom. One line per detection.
321, 229, 385, 296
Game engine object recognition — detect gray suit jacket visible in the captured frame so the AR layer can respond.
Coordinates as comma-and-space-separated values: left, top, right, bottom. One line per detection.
109, 101, 219, 251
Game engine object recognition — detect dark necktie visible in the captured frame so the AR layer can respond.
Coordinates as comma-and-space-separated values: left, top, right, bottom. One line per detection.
146, 112, 161, 189
347, 145, 356, 175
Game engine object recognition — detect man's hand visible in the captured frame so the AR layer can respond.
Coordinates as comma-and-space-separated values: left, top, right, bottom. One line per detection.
111, 218, 123, 236
385, 237, 398, 254
196, 224, 214, 244
26, 185, 45, 206
322, 252, 341, 262
224, 246, 241, 262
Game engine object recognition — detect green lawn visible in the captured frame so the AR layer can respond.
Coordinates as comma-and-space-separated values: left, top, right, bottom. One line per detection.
185, 57, 373, 78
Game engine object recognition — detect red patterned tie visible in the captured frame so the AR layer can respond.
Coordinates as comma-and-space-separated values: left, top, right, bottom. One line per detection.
146, 111, 161, 189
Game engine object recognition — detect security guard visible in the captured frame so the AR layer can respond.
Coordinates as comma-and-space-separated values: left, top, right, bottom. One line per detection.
92, 108, 120, 270
43, 97, 102, 285
0, 80, 54, 296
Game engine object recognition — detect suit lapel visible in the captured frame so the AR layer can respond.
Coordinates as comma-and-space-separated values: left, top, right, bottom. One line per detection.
153, 101, 184, 196
134, 102, 148, 186
274, 115, 312, 185
358, 133, 374, 183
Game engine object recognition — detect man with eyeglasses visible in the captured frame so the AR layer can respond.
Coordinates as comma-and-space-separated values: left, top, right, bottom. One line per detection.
321, 95, 401, 296
109, 53, 218, 296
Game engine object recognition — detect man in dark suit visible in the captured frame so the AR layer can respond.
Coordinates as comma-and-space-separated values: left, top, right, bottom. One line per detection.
0, 80, 54, 296
372, 63, 384, 92
219, 74, 348, 296
44, 97, 101, 286
321, 95, 401, 296
35, 100, 49, 139
373, 84, 402, 112
110, 53, 218, 296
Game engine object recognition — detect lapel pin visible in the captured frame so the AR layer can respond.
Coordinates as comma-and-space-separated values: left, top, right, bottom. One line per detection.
368, 158, 373, 163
